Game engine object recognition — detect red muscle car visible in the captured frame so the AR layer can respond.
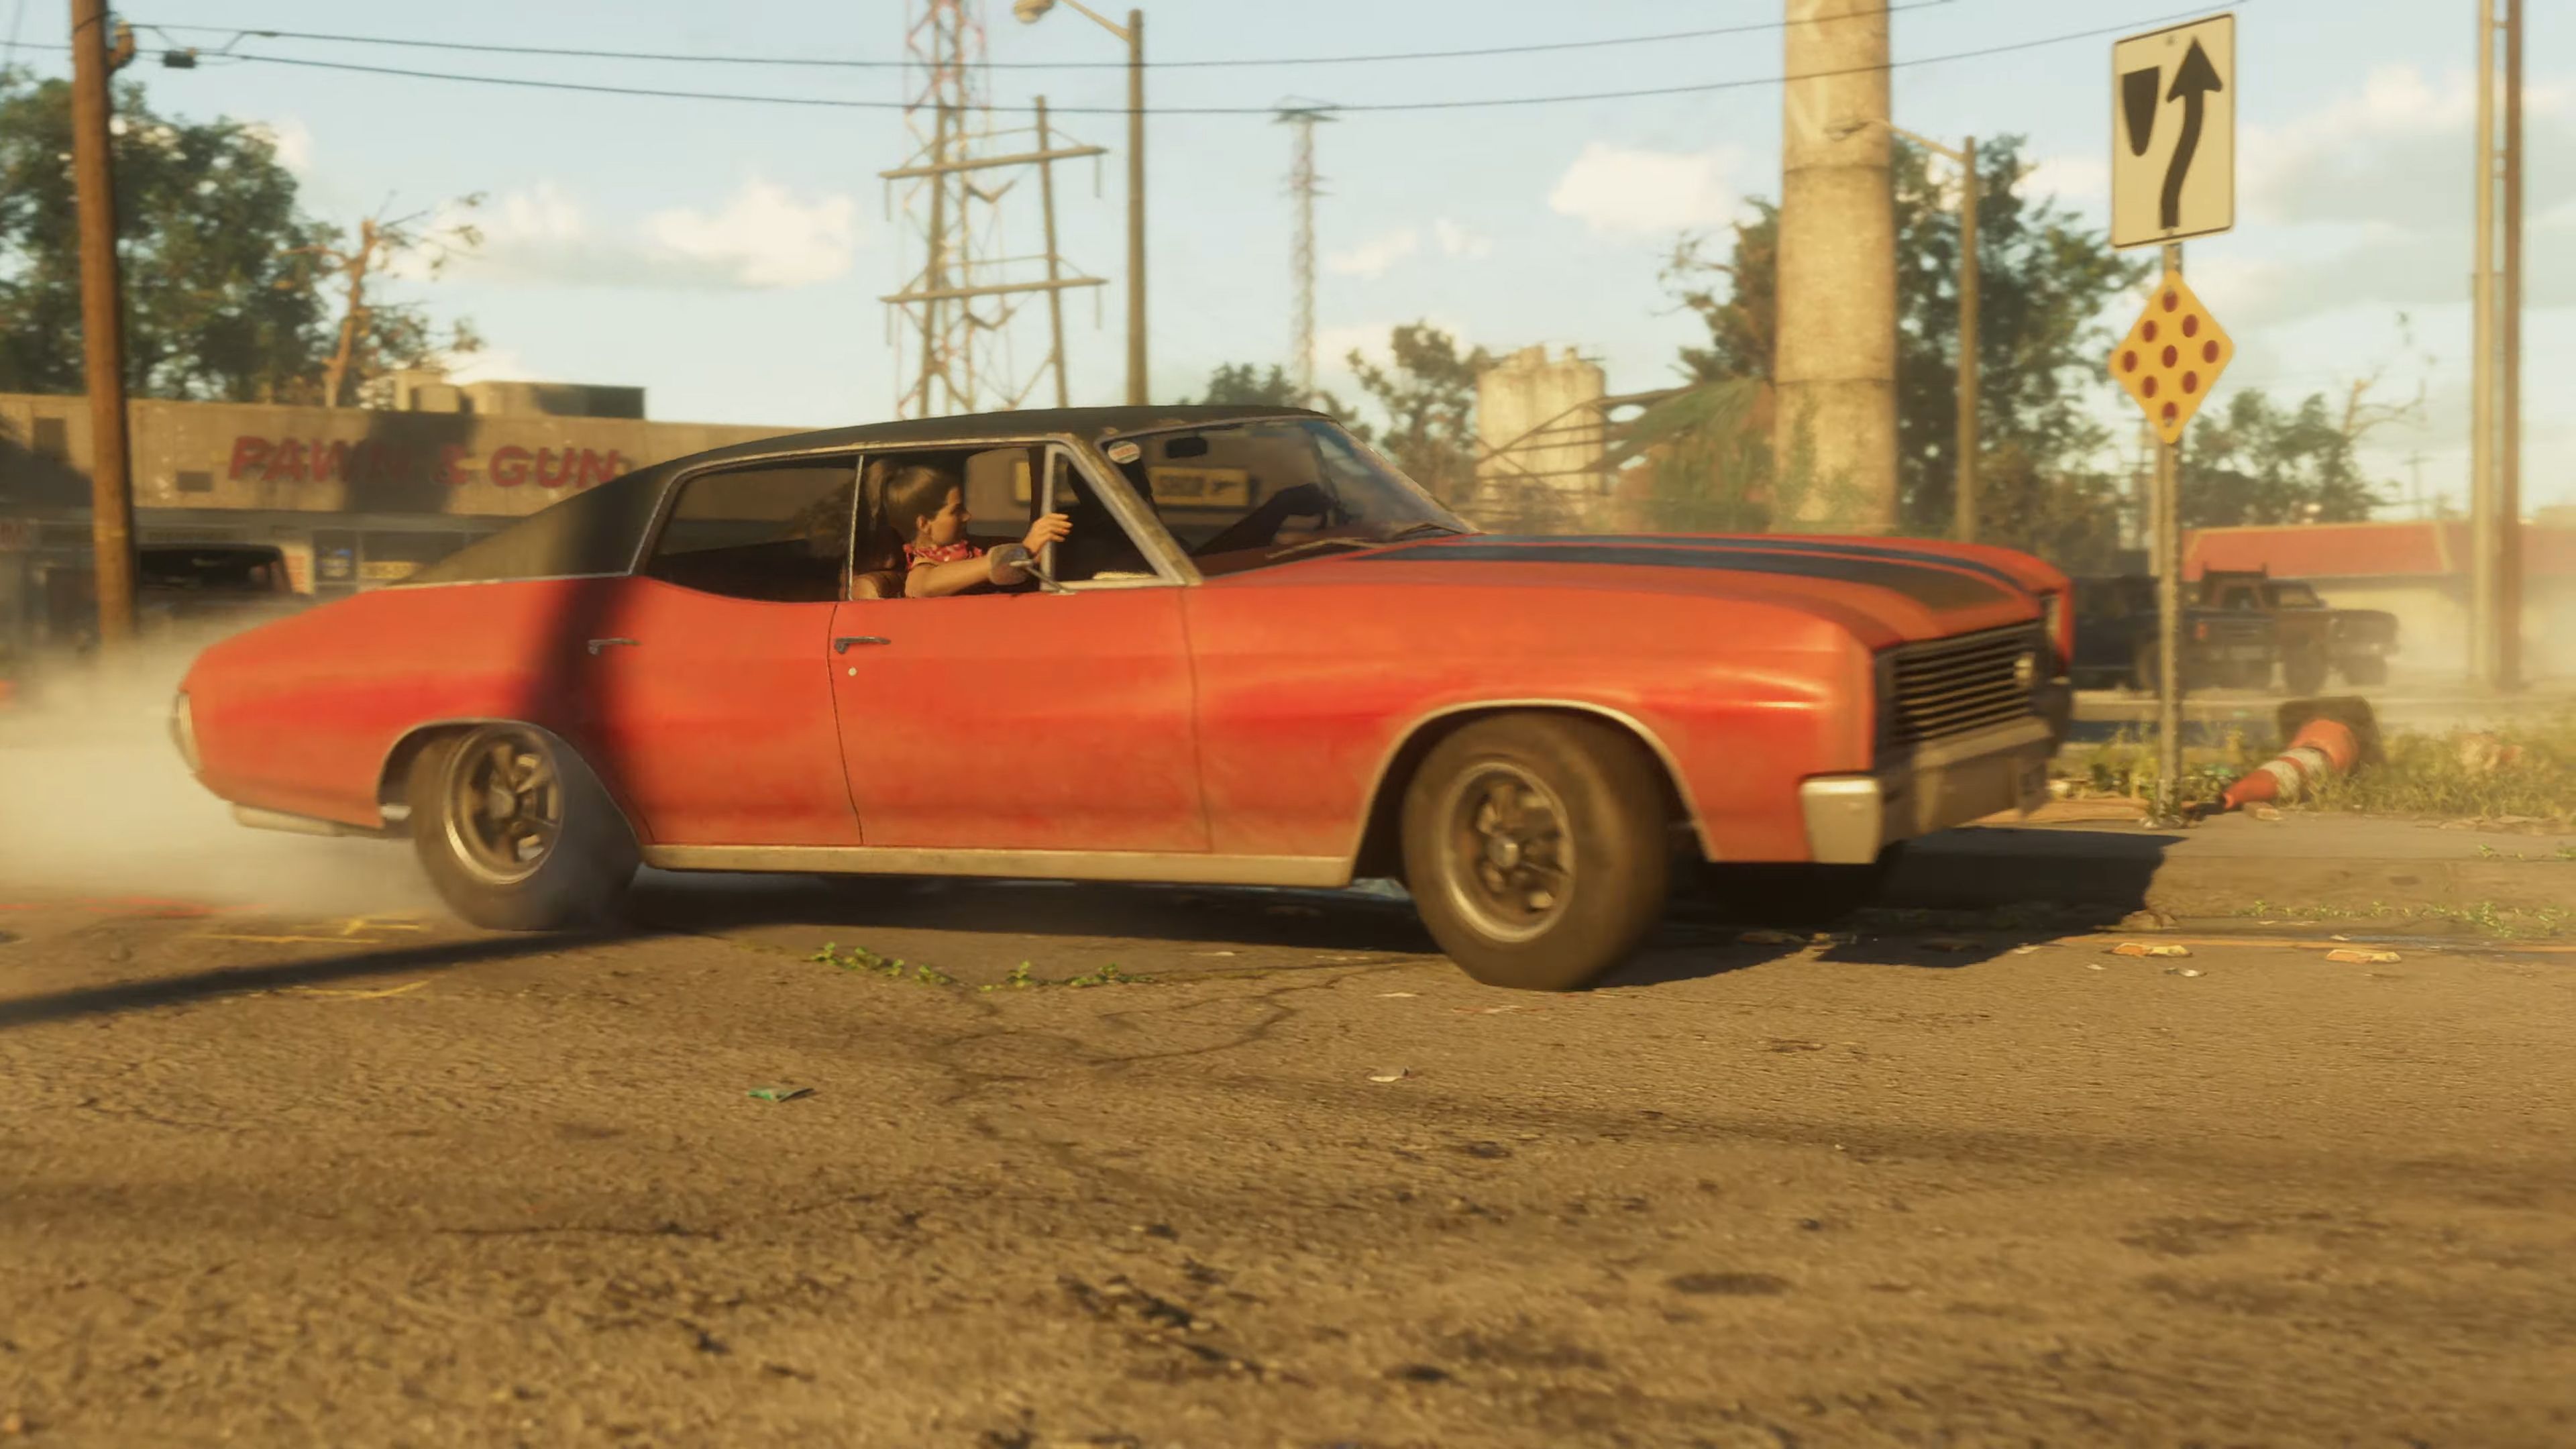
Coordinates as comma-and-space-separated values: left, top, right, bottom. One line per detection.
172, 407, 2074, 990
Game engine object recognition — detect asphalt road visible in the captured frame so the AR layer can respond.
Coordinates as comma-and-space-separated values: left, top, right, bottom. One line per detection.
3, 873, 2572, 1448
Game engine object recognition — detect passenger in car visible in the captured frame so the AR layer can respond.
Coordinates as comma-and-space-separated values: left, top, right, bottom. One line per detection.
880, 462, 1071, 598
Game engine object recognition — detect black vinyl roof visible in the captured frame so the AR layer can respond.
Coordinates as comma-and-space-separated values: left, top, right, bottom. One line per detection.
672, 405, 1327, 472
400, 406, 1326, 588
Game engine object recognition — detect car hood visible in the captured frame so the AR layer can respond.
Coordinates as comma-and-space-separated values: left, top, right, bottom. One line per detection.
1263, 533, 2046, 648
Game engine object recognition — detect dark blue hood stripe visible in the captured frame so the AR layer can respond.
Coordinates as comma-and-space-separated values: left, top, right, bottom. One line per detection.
1485, 534, 2034, 595
1358, 540, 2015, 610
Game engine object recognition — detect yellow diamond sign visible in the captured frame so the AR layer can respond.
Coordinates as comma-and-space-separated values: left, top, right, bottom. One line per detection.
2110, 267, 2233, 444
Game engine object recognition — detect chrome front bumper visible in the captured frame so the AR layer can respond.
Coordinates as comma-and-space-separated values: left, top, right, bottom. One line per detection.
1798, 714, 2057, 865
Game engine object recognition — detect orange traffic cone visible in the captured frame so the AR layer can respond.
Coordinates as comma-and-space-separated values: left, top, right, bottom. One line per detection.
2219, 697, 2382, 812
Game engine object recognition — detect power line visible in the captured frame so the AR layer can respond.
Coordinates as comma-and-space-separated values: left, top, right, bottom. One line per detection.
2, 0, 32, 76
142, 4, 1962, 73
110, 7, 2247, 118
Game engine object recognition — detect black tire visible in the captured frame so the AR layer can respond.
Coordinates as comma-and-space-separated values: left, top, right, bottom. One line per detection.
1399, 714, 1672, 991
407, 722, 639, 931
2283, 644, 2328, 696
2127, 635, 2160, 694
2341, 655, 2387, 688
2218, 660, 2269, 691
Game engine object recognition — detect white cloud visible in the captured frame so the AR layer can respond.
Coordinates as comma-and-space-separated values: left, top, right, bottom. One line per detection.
645, 180, 859, 289
451, 178, 860, 290
1548, 142, 1750, 237
1326, 227, 1419, 280
2243, 64, 2574, 228
246, 117, 315, 175
1434, 218, 1494, 260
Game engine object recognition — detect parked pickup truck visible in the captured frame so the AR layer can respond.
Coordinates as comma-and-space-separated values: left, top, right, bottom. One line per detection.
2070, 574, 2276, 692
136, 543, 308, 639
2195, 568, 2399, 692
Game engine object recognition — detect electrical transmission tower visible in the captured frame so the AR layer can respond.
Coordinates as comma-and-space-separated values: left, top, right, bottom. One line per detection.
1275, 103, 1334, 409
882, 0, 1106, 417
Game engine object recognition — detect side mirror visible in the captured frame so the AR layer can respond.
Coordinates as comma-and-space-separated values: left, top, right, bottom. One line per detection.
985, 543, 1069, 594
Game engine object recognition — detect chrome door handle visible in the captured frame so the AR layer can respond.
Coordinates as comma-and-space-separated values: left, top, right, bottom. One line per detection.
834, 635, 891, 653
586, 637, 639, 655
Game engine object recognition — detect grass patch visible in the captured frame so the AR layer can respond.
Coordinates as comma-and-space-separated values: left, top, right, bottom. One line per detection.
2059, 711, 2576, 824
812, 942, 958, 986
810, 943, 1155, 991
2308, 712, 2576, 823
2234, 898, 2572, 938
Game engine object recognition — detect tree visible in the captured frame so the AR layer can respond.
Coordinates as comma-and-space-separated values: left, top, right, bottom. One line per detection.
292, 198, 486, 408
1662, 205, 1778, 386
2178, 388, 2387, 529
1660, 136, 2148, 570
0, 69, 476, 404
1346, 322, 1493, 509
1185, 362, 1300, 407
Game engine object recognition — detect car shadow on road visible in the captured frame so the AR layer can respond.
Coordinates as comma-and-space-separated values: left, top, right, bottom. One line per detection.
619, 873, 1442, 956
0, 928, 654, 1031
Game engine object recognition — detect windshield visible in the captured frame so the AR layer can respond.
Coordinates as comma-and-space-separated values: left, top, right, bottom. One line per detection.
1100, 418, 1471, 577
137, 547, 288, 594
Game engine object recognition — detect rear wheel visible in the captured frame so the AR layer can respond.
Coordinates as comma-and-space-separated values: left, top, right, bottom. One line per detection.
408, 723, 637, 930
2127, 636, 2160, 694
1400, 714, 1671, 992
2284, 643, 2329, 696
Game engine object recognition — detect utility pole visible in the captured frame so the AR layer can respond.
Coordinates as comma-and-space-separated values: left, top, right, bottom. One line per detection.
69, 0, 136, 649
2469, 0, 2523, 690
1777, 0, 1897, 533
1277, 105, 1333, 408
1955, 135, 1979, 543
2499, 0, 2523, 688
1034, 96, 1070, 408
1124, 8, 1145, 405
2153, 250, 2182, 820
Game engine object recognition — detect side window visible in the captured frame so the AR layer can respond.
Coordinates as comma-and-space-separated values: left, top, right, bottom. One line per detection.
1043, 447, 1163, 585
643, 460, 855, 603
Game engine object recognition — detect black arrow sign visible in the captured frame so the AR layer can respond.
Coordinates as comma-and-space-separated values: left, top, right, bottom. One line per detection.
2160, 38, 2224, 230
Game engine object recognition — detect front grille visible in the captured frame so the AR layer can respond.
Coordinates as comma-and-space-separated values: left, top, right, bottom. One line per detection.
1882, 625, 2043, 749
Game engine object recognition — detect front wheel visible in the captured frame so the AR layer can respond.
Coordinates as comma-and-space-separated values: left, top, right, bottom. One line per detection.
1401, 714, 1672, 991
408, 723, 639, 930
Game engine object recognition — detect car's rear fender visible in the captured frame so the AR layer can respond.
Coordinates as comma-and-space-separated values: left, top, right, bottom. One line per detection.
183, 579, 623, 829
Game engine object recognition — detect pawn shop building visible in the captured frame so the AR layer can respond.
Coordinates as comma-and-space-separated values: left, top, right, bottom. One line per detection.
0, 376, 800, 650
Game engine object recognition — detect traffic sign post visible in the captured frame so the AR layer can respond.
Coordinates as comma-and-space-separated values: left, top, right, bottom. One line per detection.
2109, 12, 2235, 824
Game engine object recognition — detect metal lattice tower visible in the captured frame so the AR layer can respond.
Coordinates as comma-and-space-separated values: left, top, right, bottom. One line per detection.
1275, 104, 1334, 409
883, 0, 1104, 419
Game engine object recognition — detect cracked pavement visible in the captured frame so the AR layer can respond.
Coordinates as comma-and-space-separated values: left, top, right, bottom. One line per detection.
1, 874, 2573, 1447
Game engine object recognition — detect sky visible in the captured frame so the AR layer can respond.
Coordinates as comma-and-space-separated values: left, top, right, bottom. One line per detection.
3, 0, 2567, 518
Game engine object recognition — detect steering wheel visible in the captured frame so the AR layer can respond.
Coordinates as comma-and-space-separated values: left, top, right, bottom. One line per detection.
1189, 483, 1335, 558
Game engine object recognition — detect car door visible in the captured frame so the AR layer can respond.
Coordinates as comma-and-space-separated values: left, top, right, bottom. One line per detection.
583, 457, 864, 847
828, 444, 1208, 855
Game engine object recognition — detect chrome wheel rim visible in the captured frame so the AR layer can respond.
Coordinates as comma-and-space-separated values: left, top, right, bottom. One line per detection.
445, 730, 562, 885
1438, 762, 1574, 944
